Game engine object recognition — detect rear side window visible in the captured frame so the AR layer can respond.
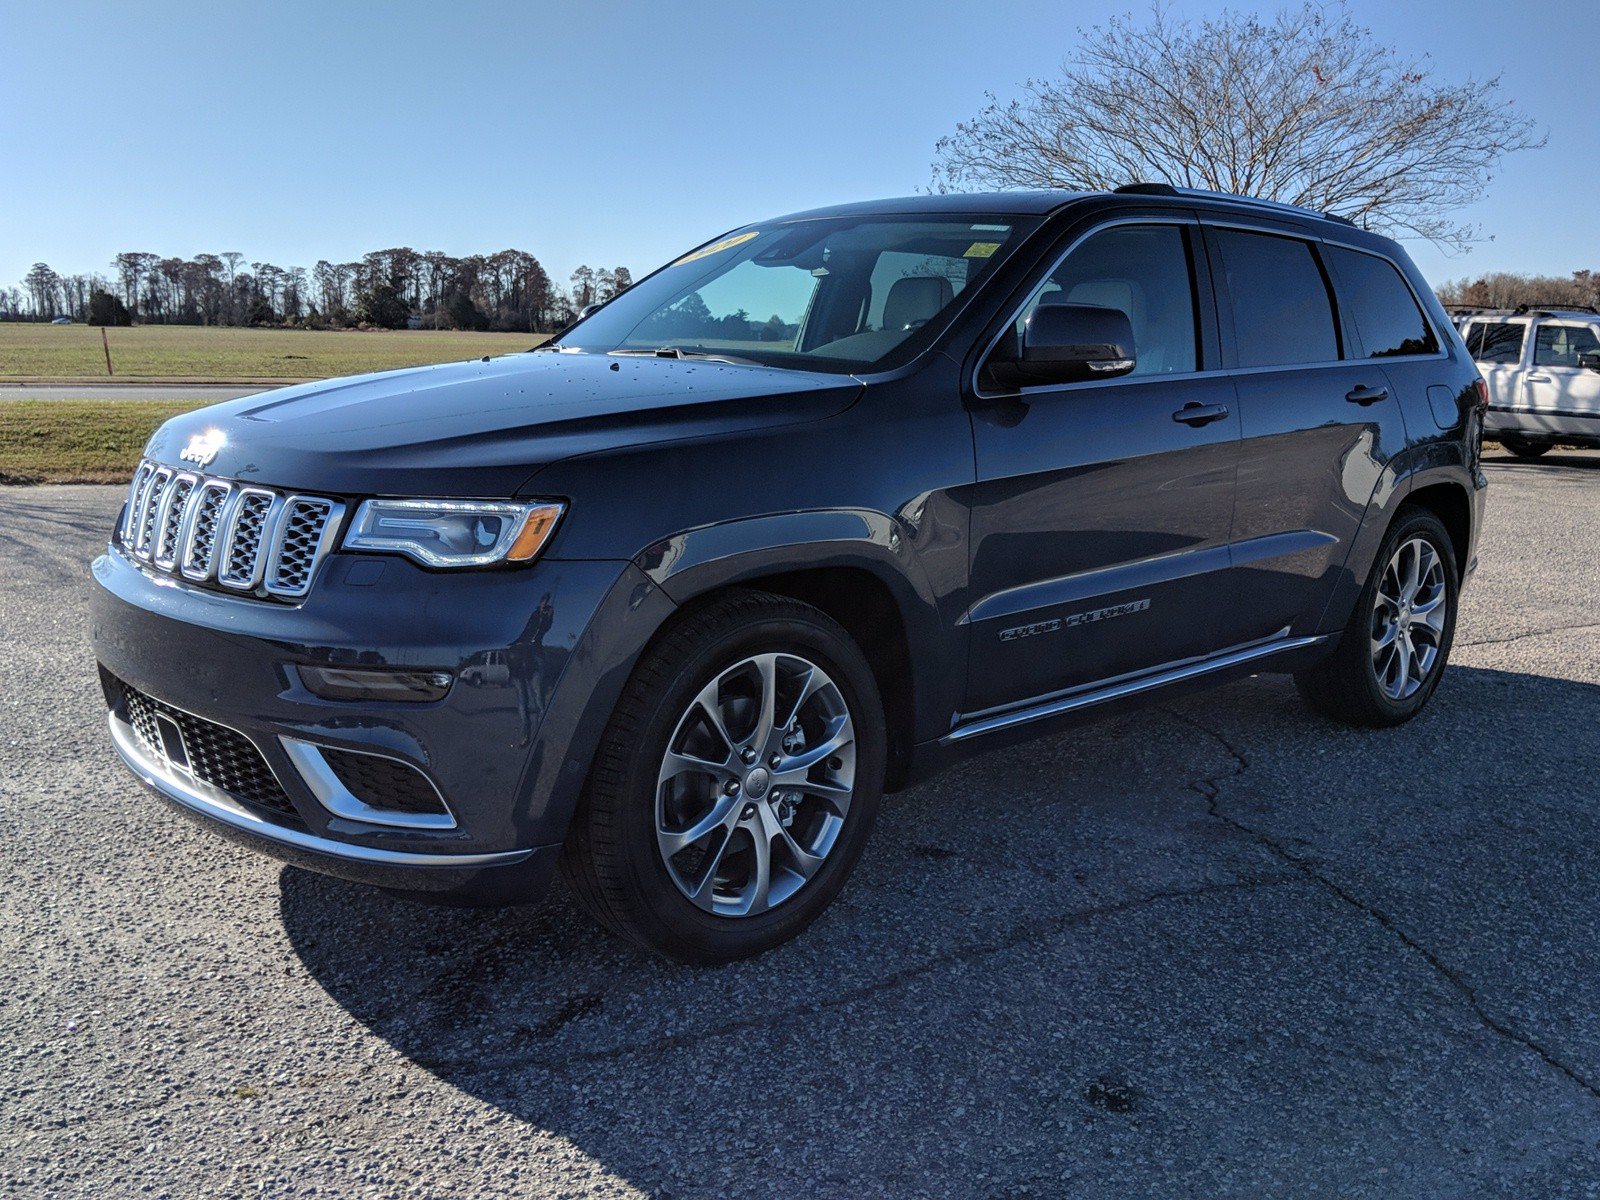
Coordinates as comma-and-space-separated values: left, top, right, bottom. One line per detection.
1213, 230, 1339, 367
1464, 322, 1526, 364
1533, 323, 1600, 367
1326, 246, 1439, 358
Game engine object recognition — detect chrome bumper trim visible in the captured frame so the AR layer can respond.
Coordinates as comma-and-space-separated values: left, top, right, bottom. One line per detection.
279, 736, 458, 831
108, 713, 532, 869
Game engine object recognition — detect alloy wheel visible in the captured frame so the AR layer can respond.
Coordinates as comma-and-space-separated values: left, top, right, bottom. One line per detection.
654, 652, 856, 917
1370, 536, 1448, 701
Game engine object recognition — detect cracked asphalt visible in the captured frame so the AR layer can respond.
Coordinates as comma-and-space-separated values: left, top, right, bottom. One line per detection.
4, 446, 1599, 1199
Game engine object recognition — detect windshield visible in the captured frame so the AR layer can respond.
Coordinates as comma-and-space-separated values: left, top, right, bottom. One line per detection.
555, 215, 1033, 373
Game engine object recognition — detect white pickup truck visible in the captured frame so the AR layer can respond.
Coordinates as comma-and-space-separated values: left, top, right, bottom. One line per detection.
1456, 307, 1600, 457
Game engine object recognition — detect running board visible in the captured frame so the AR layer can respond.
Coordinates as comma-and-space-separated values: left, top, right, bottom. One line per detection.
942, 634, 1328, 744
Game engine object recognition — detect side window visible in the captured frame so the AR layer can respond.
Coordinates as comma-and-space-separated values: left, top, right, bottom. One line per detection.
1010, 224, 1198, 377
1533, 324, 1600, 368
1213, 229, 1339, 368
1463, 321, 1527, 364
1325, 246, 1439, 358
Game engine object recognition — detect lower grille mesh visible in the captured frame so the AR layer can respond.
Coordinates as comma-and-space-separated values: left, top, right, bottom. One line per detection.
110, 675, 299, 821
321, 747, 449, 816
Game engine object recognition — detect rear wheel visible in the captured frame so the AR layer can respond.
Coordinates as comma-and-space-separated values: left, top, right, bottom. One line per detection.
1295, 508, 1458, 728
560, 590, 885, 963
1499, 435, 1551, 459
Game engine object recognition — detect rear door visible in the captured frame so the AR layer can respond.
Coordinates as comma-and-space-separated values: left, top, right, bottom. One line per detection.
1462, 318, 1531, 417
1201, 223, 1411, 648
961, 217, 1241, 717
1525, 321, 1600, 436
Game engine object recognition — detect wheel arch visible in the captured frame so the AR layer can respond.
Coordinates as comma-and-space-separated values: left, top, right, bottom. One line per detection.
1404, 480, 1473, 582
635, 511, 964, 793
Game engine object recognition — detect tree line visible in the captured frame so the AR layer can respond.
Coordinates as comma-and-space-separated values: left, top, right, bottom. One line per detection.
1, 249, 634, 332
1435, 270, 1600, 311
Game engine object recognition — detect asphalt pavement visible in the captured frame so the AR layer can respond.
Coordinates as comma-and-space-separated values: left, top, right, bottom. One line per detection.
3, 447, 1599, 1198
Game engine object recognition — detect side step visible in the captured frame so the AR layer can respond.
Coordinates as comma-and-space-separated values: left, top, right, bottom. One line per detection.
943, 634, 1328, 744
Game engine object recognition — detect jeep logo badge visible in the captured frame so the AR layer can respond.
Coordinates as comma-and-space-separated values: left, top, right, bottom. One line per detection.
179, 429, 225, 468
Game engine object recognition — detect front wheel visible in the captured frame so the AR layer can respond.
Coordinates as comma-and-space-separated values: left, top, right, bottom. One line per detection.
560, 590, 885, 963
1295, 508, 1459, 728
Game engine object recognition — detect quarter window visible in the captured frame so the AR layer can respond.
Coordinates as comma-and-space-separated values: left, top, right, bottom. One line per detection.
1009, 224, 1199, 378
1533, 323, 1600, 368
1463, 322, 1526, 364
1325, 246, 1439, 358
1213, 230, 1339, 368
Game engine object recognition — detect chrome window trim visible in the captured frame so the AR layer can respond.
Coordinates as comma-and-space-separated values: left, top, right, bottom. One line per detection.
970, 213, 1449, 402
970, 216, 1204, 402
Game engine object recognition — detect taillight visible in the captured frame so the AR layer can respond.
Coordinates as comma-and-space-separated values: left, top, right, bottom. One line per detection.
1473, 378, 1489, 410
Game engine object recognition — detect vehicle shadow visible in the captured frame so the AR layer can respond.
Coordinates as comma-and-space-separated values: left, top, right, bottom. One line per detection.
279, 664, 1600, 1196
1483, 446, 1600, 471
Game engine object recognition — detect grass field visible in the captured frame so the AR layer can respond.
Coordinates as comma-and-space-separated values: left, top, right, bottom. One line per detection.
0, 324, 549, 381
0, 400, 211, 484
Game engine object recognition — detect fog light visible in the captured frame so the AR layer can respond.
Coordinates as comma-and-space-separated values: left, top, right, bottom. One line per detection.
298, 665, 453, 702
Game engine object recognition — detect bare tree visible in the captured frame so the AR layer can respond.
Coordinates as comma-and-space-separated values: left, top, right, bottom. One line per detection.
932, 2, 1543, 250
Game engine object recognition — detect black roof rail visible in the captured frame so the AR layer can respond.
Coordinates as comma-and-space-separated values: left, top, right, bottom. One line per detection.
1114, 182, 1360, 229
1442, 303, 1599, 318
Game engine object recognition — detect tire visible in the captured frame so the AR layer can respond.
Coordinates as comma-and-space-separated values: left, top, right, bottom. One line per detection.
1294, 507, 1459, 728
559, 589, 886, 964
1499, 435, 1551, 459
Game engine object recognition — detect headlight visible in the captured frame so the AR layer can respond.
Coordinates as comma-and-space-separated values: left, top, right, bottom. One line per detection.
343, 499, 564, 568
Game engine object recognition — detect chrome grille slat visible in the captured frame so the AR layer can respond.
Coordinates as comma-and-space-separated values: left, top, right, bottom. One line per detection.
133, 467, 173, 559
118, 459, 342, 601
264, 496, 338, 598
179, 479, 233, 581
152, 473, 197, 570
217, 488, 281, 590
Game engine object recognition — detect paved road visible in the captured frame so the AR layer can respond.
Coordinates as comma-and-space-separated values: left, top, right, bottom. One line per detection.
0, 383, 272, 402
4, 448, 1599, 1198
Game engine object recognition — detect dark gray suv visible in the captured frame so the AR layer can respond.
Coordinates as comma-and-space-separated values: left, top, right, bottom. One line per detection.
92, 185, 1487, 962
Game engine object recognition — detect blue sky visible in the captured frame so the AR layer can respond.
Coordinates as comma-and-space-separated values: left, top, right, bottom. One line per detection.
2, 0, 1592, 293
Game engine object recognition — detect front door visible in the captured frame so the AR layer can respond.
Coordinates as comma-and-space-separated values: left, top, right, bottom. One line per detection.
1525, 321, 1600, 437
962, 221, 1240, 718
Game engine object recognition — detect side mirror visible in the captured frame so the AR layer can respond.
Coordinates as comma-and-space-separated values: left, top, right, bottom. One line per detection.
988, 303, 1136, 389
1579, 352, 1600, 373
579, 303, 603, 319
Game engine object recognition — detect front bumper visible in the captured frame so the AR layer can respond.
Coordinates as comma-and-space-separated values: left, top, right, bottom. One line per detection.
91, 542, 676, 901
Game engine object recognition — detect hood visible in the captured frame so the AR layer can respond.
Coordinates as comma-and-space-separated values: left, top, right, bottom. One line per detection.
142, 351, 862, 497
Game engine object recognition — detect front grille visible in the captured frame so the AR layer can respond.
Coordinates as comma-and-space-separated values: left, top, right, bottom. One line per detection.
321, 747, 450, 816
119, 460, 343, 601
109, 674, 300, 821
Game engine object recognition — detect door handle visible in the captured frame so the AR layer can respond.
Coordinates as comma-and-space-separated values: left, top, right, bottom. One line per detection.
1527, 374, 1552, 383
1345, 385, 1389, 405
1172, 402, 1230, 426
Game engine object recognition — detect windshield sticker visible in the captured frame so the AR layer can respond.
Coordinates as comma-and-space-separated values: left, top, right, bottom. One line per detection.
674, 231, 759, 266
964, 241, 1001, 259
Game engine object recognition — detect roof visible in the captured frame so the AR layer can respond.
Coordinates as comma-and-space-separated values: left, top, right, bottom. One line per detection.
767, 185, 1363, 231
769, 191, 1093, 222
1454, 307, 1600, 322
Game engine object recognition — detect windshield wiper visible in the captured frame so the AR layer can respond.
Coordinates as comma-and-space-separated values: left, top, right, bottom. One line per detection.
610, 346, 763, 366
